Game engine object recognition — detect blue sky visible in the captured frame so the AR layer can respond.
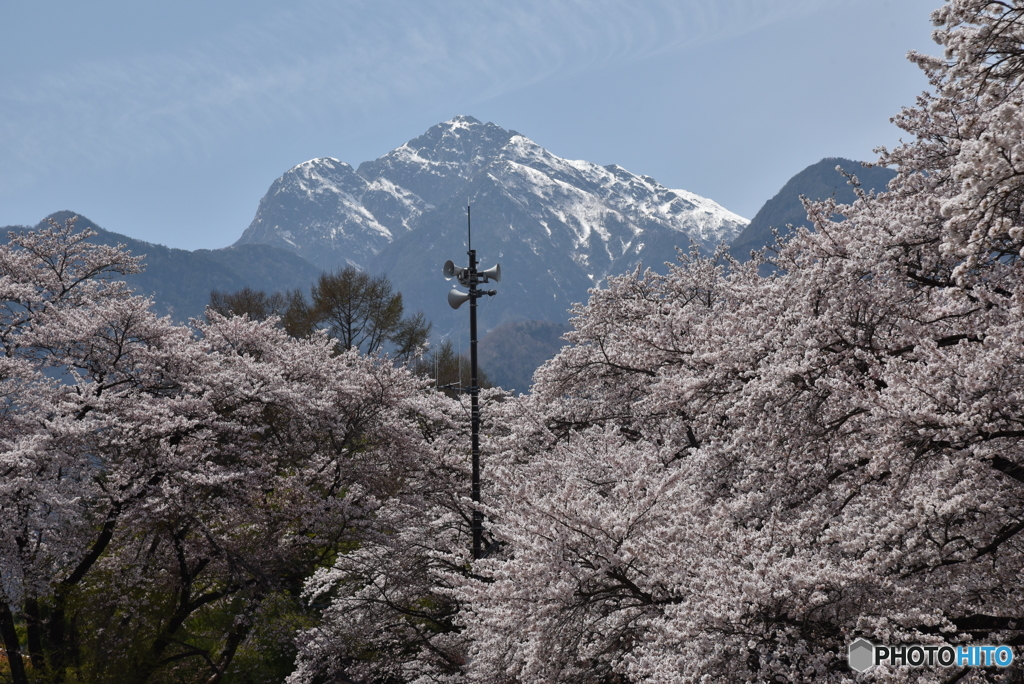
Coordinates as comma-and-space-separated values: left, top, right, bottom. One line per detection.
1, 0, 938, 250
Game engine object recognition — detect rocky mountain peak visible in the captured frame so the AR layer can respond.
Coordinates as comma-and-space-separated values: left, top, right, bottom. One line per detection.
357, 116, 518, 206
234, 157, 404, 270
280, 158, 366, 198
235, 116, 749, 333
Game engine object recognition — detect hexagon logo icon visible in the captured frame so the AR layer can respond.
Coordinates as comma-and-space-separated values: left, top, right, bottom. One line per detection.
848, 638, 875, 672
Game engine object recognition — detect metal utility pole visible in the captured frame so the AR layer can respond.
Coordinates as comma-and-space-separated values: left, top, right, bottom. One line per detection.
443, 206, 500, 559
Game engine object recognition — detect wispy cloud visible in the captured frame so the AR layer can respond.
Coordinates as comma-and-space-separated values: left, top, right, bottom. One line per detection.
0, 0, 838, 187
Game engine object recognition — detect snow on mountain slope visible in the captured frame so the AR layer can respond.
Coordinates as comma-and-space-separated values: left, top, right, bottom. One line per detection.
357, 115, 517, 207
364, 123, 747, 337
234, 157, 424, 270
492, 133, 745, 258
235, 116, 748, 327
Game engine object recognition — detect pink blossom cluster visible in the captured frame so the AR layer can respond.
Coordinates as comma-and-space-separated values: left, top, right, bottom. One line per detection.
6, 1, 1024, 681
449, 1, 1024, 681
0, 217, 466, 682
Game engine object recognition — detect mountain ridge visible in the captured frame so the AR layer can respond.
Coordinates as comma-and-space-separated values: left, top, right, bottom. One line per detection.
2, 153, 892, 394
729, 157, 897, 261
237, 115, 747, 335
2, 211, 321, 321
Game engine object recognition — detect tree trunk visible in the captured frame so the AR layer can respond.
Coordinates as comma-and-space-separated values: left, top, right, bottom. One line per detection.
24, 597, 47, 672
0, 601, 29, 684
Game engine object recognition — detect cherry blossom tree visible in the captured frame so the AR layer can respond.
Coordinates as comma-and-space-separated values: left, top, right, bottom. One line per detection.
287, 452, 473, 684
454, 2, 1024, 681
286, 383, 502, 684
16, 2, 1024, 682
0, 218, 455, 683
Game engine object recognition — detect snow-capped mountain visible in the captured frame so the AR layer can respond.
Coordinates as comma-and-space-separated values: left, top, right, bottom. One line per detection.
453, 133, 746, 273
357, 117, 519, 208
235, 158, 425, 270
235, 115, 747, 331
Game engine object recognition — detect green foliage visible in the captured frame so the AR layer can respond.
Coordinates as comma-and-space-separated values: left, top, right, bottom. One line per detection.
208, 267, 432, 361
312, 267, 430, 359
209, 287, 289, 321
219, 593, 318, 684
208, 287, 315, 338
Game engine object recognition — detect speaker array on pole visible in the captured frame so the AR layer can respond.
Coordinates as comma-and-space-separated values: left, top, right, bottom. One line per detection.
442, 206, 501, 560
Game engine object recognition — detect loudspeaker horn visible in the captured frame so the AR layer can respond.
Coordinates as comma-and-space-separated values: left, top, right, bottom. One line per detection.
443, 260, 464, 280
448, 288, 471, 309
479, 263, 501, 283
